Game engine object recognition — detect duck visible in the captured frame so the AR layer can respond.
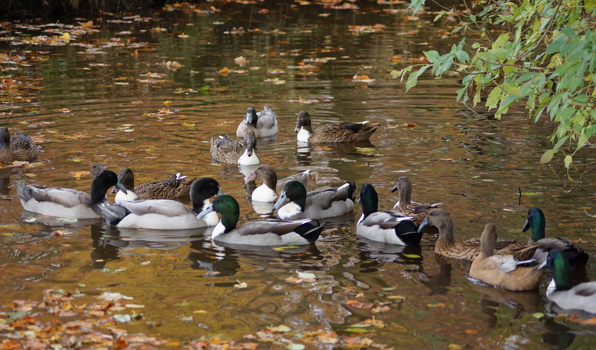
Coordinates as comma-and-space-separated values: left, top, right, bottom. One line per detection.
98, 177, 223, 230
356, 183, 421, 246
16, 165, 126, 219
0, 127, 38, 163
197, 194, 325, 246
112, 167, 197, 203
391, 176, 440, 226
294, 111, 380, 143
522, 206, 588, 268
542, 249, 596, 314
245, 164, 318, 203
236, 106, 278, 138
210, 130, 260, 165
469, 224, 544, 291
273, 180, 356, 220
418, 209, 538, 262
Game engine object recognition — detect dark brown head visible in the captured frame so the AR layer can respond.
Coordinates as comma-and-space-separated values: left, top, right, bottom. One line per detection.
391, 176, 412, 207
417, 208, 454, 241
480, 224, 497, 257
245, 164, 277, 187
244, 129, 257, 157
295, 111, 312, 133
117, 167, 135, 191
0, 127, 10, 147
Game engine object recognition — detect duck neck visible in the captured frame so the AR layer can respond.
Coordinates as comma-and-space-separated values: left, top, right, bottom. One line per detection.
263, 173, 277, 192
553, 255, 572, 290
90, 179, 108, 205
297, 126, 314, 142
360, 186, 378, 219
399, 183, 412, 207
436, 219, 455, 250
292, 195, 306, 212
220, 211, 239, 233
530, 213, 546, 243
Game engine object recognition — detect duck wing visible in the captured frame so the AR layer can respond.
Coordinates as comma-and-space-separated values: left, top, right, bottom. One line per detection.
20, 183, 91, 208
312, 121, 380, 142
118, 199, 194, 217
256, 106, 278, 129
276, 170, 318, 193
10, 132, 37, 161
230, 219, 324, 244
305, 182, 355, 210
210, 135, 244, 163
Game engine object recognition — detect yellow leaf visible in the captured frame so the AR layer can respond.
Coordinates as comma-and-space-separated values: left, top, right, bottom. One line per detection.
164, 100, 171, 107
62, 32, 70, 44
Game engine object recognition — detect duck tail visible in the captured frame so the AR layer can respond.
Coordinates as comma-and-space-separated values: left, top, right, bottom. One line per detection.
395, 220, 422, 246
16, 180, 32, 204
295, 220, 325, 243
347, 181, 357, 202
355, 122, 381, 141
96, 204, 130, 226
564, 247, 589, 269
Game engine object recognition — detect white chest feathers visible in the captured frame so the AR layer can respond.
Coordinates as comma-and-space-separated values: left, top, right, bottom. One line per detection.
238, 149, 260, 165
297, 128, 311, 142
115, 190, 138, 203
277, 201, 303, 220
252, 184, 278, 202
212, 221, 227, 239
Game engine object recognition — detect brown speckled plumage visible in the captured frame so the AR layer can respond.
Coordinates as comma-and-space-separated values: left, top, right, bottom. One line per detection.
210, 130, 257, 164
391, 176, 440, 226
420, 209, 538, 262
245, 164, 318, 194
117, 167, 197, 201
0, 127, 38, 163
295, 111, 380, 143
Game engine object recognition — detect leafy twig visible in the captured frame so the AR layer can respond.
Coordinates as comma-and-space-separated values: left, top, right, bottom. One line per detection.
554, 164, 596, 199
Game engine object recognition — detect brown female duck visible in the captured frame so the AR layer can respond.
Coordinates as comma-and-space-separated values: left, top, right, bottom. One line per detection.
391, 176, 440, 226
470, 224, 544, 291
112, 167, 197, 203
245, 164, 318, 203
210, 130, 260, 165
418, 209, 538, 262
0, 127, 38, 163
295, 111, 380, 143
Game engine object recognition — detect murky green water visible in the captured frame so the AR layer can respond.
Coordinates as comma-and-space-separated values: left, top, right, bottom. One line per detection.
1, 1, 595, 348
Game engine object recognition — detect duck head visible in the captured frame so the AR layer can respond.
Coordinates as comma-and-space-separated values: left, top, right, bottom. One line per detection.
245, 107, 258, 127
274, 180, 307, 212
190, 177, 224, 213
245, 164, 277, 187
112, 167, 135, 194
391, 176, 412, 207
521, 207, 546, 242
417, 208, 453, 238
0, 127, 10, 149
295, 111, 312, 133
244, 130, 257, 157
197, 194, 239, 233
360, 183, 378, 218
547, 249, 571, 290
90, 167, 127, 205
479, 223, 497, 257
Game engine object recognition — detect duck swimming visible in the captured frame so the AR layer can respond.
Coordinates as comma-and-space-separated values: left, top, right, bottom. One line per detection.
391, 176, 440, 226
0, 127, 38, 163
113, 167, 197, 203
418, 209, 538, 262
245, 164, 318, 203
273, 180, 356, 220
294, 111, 380, 143
522, 206, 588, 268
197, 194, 325, 246
236, 106, 278, 138
98, 177, 223, 230
356, 183, 421, 246
17, 165, 126, 219
210, 130, 260, 165
543, 249, 596, 314
469, 224, 544, 291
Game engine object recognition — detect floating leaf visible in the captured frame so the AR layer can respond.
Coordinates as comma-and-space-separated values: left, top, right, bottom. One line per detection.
403, 254, 421, 258
532, 312, 544, 319
286, 344, 305, 350
297, 271, 316, 279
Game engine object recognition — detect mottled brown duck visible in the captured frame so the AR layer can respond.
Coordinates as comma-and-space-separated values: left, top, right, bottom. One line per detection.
294, 111, 380, 143
391, 176, 440, 226
210, 130, 260, 165
0, 127, 38, 163
113, 167, 197, 203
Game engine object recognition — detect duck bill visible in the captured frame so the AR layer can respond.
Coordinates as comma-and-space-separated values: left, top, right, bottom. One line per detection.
521, 219, 530, 232
273, 192, 288, 210
197, 203, 215, 219
116, 180, 128, 195
245, 110, 255, 124
217, 187, 225, 196
246, 139, 255, 157
417, 216, 429, 233
294, 119, 302, 133
391, 184, 398, 193
245, 171, 257, 184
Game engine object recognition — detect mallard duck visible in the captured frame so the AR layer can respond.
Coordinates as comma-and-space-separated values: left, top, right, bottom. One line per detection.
197, 194, 325, 246
543, 249, 596, 314
98, 177, 223, 229
294, 111, 380, 143
17, 165, 126, 219
418, 209, 538, 261
391, 176, 440, 226
273, 180, 356, 220
522, 207, 588, 268
210, 130, 260, 165
113, 167, 197, 203
236, 106, 278, 138
245, 164, 318, 203
356, 183, 421, 246
0, 127, 38, 164
470, 224, 544, 291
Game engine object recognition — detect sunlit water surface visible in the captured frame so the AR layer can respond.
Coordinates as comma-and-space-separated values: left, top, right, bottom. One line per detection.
1, 2, 595, 348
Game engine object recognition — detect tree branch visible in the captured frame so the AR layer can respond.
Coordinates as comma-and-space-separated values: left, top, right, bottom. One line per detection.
553, 164, 596, 199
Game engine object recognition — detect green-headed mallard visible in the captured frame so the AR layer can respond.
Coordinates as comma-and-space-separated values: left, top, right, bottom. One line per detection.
273, 180, 356, 220
418, 209, 538, 261
522, 206, 588, 268
98, 177, 223, 229
113, 167, 197, 203
17, 165, 126, 219
295, 111, 380, 143
356, 183, 421, 246
543, 249, 596, 314
210, 130, 259, 165
245, 164, 318, 203
236, 106, 278, 138
470, 224, 544, 291
391, 176, 440, 226
197, 194, 325, 246
0, 127, 38, 163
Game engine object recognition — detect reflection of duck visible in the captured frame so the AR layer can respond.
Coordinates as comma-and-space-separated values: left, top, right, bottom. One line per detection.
0, 127, 38, 163
470, 224, 544, 291
0, 175, 10, 196
274, 181, 356, 220
294, 111, 380, 143
17, 166, 126, 219
210, 130, 260, 165
113, 167, 197, 203
99, 177, 223, 229
236, 106, 278, 138
245, 164, 318, 203
356, 184, 421, 246
522, 207, 588, 268
418, 209, 538, 262
391, 176, 440, 226
198, 195, 325, 246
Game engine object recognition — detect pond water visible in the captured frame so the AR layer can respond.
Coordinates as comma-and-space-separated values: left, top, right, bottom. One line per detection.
1, 1, 595, 348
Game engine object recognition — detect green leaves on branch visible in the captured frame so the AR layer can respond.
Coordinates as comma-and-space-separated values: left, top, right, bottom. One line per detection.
390, 0, 596, 172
